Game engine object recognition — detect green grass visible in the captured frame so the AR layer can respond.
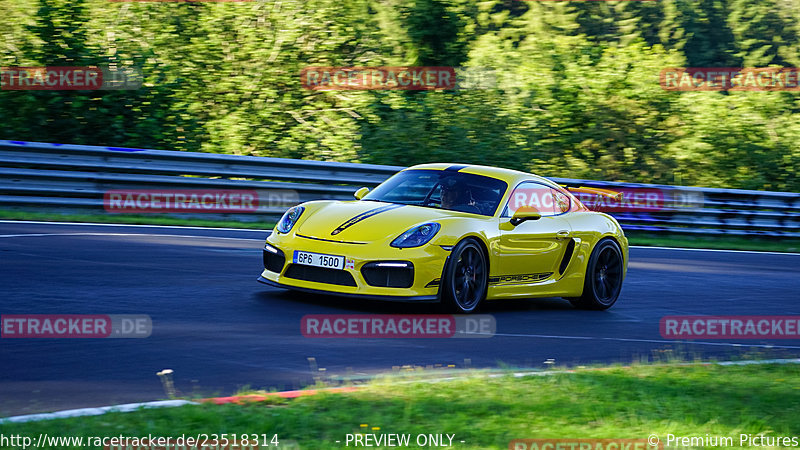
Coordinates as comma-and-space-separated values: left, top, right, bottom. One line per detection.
2, 362, 799, 449
626, 232, 800, 253
1, 210, 797, 253
0, 209, 274, 230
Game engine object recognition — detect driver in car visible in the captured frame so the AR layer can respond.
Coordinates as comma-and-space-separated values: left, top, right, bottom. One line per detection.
440, 178, 479, 214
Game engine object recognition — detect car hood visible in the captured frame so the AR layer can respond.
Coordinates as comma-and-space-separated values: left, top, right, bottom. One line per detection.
295, 200, 460, 243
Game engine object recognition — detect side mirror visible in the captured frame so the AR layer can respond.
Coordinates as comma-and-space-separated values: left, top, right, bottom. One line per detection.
353, 187, 370, 200
509, 207, 542, 226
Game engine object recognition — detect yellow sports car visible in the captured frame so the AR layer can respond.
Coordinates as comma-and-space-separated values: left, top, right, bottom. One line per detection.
258, 164, 628, 312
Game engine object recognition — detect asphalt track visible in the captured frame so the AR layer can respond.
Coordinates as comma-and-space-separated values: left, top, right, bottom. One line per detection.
1, 221, 799, 417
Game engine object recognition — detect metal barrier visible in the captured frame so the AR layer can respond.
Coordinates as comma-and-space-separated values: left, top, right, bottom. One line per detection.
1, 140, 798, 237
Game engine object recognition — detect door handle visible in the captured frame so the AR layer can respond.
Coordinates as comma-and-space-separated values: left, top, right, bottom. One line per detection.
556, 230, 570, 239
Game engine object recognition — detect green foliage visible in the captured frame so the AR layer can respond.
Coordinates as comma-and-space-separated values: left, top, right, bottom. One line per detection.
0, 0, 798, 191
660, 0, 741, 67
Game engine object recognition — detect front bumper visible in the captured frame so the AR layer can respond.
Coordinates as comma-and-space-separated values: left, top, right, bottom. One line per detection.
258, 234, 449, 301
257, 276, 439, 302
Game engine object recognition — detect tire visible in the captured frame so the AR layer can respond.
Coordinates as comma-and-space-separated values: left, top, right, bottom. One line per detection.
441, 238, 488, 313
568, 238, 624, 310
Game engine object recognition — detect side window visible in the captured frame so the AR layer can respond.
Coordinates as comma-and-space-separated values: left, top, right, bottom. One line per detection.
504, 182, 559, 217
429, 184, 443, 204
552, 188, 571, 214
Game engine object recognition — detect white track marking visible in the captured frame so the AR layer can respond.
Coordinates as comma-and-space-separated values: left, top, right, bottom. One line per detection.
406, 358, 800, 383
630, 245, 800, 256
0, 400, 196, 424
491, 331, 800, 349
0, 219, 269, 232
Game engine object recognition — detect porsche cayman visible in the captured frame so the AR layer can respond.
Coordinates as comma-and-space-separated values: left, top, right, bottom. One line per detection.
257, 164, 628, 312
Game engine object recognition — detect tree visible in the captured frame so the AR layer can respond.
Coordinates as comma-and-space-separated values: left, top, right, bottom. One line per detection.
660, 0, 740, 67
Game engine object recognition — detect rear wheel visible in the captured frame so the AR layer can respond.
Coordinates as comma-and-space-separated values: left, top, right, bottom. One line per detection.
568, 238, 623, 310
441, 239, 488, 313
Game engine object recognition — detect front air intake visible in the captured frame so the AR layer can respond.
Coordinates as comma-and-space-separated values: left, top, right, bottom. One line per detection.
361, 261, 414, 288
284, 264, 357, 286
263, 245, 286, 273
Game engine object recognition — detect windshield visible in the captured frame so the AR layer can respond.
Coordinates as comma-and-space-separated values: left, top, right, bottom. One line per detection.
363, 169, 508, 216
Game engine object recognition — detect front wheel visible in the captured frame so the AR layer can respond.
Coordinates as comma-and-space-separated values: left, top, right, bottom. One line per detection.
567, 238, 624, 310
441, 239, 488, 313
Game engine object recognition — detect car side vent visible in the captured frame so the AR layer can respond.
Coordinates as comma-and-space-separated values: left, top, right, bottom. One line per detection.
558, 238, 576, 275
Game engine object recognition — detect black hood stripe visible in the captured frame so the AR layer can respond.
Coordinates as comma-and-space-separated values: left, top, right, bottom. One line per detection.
331, 204, 404, 235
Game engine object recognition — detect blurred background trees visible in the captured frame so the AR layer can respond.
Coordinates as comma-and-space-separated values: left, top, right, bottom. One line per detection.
0, 0, 798, 191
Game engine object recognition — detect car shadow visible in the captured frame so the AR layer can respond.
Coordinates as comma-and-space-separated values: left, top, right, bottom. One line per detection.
254, 288, 576, 314
480, 297, 576, 313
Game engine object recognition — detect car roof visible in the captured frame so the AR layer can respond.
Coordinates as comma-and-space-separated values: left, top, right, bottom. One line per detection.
404, 163, 560, 190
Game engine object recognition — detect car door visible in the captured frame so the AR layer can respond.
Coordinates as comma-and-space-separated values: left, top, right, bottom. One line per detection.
494, 182, 573, 280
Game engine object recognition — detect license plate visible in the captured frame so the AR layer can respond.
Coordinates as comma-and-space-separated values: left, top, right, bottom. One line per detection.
293, 250, 346, 270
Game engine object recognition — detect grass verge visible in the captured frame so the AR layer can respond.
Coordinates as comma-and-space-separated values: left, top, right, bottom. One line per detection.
625, 231, 800, 253
1, 362, 799, 449
0, 210, 274, 230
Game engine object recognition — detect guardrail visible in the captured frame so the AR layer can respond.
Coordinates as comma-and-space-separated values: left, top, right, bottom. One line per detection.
1, 140, 798, 237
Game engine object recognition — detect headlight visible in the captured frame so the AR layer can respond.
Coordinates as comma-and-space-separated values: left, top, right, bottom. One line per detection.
276, 206, 305, 233
391, 223, 441, 248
